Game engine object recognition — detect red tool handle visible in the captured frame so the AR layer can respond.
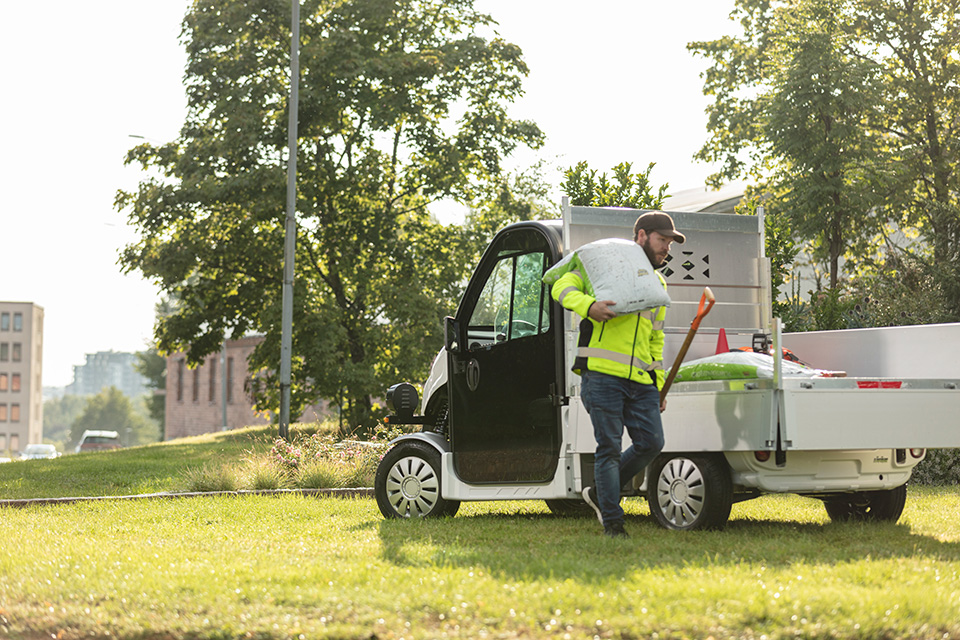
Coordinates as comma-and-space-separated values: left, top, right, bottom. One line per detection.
660, 287, 715, 404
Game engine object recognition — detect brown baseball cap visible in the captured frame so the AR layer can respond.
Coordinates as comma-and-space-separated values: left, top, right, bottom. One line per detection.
634, 211, 686, 244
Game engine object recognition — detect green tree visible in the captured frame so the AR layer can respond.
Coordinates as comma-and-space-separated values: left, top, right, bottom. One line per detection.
690, 0, 882, 289
561, 161, 669, 209
135, 347, 167, 439
42, 395, 87, 451
70, 387, 160, 449
117, 0, 543, 430
690, 0, 960, 310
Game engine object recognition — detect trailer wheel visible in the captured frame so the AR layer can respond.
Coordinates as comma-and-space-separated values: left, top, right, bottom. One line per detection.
823, 484, 907, 523
375, 441, 460, 519
544, 499, 595, 517
646, 454, 733, 531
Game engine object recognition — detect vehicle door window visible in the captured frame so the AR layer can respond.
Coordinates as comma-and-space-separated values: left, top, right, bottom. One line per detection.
466, 250, 549, 348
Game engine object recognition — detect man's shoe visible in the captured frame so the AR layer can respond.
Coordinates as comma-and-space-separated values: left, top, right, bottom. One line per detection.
582, 486, 603, 524
604, 522, 629, 539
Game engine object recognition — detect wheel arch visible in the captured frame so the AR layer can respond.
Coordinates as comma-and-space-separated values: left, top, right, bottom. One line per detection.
389, 431, 449, 455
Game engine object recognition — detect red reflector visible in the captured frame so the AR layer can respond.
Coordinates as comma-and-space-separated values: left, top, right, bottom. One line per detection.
856, 380, 903, 389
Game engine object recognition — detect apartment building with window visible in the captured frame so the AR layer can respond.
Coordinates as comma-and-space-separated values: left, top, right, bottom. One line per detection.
65, 350, 149, 398
0, 302, 43, 455
164, 335, 327, 440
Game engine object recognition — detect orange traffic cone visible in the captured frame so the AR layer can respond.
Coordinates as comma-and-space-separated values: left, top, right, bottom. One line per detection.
716, 327, 729, 354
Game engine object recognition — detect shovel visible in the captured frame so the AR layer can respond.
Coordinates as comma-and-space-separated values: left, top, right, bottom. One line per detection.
660, 287, 716, 405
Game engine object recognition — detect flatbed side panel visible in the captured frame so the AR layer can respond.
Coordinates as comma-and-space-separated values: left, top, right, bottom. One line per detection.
780, 387, 960, 449
662, 390, 778, 452
568, 389, 778, 453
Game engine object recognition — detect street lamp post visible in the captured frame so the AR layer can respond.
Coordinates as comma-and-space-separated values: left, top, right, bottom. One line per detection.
278, 0, 300, 441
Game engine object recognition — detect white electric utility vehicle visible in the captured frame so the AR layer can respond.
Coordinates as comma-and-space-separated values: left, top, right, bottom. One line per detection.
375, 200, 960, 530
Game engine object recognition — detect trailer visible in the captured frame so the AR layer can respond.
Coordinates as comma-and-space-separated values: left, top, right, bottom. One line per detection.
375, 200, 960, 530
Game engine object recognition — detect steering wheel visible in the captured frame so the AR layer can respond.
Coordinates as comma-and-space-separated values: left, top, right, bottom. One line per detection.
497, 319, 538, 341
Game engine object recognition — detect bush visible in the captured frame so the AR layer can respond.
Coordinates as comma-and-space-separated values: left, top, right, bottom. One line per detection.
180, 464, 241, 493
177, 423, 403, 492
242, 457, 290, 491
911, 449, 960, 486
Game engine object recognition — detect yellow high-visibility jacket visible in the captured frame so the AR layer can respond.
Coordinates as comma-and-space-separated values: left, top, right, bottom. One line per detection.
551, 268, 667, 388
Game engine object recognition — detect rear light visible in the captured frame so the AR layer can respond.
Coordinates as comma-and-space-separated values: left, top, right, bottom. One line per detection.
910, 448, 925, 459
754, 451, 771, 462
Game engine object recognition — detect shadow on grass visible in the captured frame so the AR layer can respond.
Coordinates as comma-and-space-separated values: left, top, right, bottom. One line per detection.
376, 506, 960, 581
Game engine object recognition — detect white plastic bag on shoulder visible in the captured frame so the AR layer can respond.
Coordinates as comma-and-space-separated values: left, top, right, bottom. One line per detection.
543, 238, 670, 314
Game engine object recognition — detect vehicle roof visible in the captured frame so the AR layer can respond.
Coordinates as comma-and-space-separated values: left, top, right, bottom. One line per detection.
80, 430, 120, 438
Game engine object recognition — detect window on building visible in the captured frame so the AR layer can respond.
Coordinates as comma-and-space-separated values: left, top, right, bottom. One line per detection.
10, 404, 19, 422
0, 343, 7, 361
11, 374, 20, 393
10, 433, 19, 451
192, 368, 200, 402
12, 313, 22, 332
12, 343, 20, 362
0, 433, 6, 449
208, 359, 217, 402
0, 313, 8, 331
177, 360, 184, 402
227, 357, 234, 403
0, 374, 7, 392
0, 405, 6, 421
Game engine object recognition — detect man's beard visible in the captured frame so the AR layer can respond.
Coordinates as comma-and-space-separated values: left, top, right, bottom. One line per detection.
641, 238, 664, 269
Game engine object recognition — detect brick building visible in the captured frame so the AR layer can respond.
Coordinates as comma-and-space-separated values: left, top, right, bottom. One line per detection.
164, 336, 327, 440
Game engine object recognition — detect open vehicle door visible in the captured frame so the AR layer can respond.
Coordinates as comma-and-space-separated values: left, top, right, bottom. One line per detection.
445, 223, 565, 484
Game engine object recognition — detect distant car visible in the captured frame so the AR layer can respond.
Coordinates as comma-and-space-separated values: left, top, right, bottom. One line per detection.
19, 444, 61, 460
75, 430, 122, 453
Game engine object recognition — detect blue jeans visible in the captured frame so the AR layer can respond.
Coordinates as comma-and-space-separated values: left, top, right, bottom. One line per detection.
580, 370, 664, 527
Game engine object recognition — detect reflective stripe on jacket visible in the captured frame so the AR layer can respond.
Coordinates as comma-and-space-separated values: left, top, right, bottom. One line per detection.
551, 268, 667, 388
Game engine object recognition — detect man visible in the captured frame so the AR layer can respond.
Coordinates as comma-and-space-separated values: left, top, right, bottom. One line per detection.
550, 211, 685, 538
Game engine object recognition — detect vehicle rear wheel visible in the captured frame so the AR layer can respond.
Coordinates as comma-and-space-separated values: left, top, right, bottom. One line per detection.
375, 441, 460, 519
823, 484, 907, 523
646, 454, 733, 531
544, 499, 595, 517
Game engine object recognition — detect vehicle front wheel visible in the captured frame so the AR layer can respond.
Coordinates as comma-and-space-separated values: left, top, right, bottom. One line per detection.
823, 484, 907, 523
646, 454, 733, 531
375, 441, 460, 519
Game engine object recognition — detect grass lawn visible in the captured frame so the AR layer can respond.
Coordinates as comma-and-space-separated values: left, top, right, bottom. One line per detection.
2, 486, 959, 639
0, 426, 278, 500
2, 430, 959, 639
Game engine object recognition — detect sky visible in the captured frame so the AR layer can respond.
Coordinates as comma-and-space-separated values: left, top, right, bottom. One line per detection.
1, 0, 736, 388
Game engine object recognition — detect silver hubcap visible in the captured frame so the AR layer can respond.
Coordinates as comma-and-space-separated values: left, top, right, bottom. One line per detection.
655, 457, 705, 528
385, 455, 440, 517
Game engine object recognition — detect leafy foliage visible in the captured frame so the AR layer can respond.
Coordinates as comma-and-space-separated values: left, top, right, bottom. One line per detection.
690, 0, 960, 305
42, 395, 87, 451
561, 161, 669, 209
117, 0, 543, 431
911, 450, 960, 486
69, 387, 160, 448
134, 347, 167, 436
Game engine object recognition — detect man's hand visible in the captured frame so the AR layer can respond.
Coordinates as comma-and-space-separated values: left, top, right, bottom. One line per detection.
587, 300, 617, 322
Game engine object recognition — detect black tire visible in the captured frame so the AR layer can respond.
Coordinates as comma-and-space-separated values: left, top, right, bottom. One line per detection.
544, 499, 595, 517
823, 484, 907, 523
375, 441, 460, 519
646, 454, 733, 531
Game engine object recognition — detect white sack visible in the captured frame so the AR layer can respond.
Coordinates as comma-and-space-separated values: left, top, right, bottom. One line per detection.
543, 238, 670, 314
